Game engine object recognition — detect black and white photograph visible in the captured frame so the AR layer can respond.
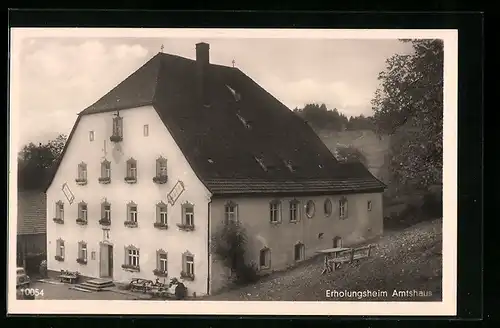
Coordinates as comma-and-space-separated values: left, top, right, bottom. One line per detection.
9, 28, 457, 316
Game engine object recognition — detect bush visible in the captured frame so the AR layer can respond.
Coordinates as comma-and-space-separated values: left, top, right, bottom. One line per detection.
421, 192, 442, 218
211, 220, 259, 286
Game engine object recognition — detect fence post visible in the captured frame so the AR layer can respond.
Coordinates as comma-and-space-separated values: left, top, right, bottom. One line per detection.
349, 248, 355, 263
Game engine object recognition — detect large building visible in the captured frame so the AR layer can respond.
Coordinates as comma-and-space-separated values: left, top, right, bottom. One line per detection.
45, 42, 385, 296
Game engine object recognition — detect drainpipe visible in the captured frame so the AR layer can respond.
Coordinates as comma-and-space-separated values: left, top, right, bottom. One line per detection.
207, 199, 212, 295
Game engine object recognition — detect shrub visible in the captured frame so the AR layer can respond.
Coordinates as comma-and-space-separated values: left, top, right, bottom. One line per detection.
211, 220, 258, 286
421, 192, 442, 218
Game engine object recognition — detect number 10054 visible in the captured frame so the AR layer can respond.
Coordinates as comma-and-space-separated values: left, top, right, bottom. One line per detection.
20, 288, 44, 296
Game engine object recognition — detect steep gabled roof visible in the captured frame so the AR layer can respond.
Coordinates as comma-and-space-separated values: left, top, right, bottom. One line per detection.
18, 191, 47, 235
48, 50, 385, 195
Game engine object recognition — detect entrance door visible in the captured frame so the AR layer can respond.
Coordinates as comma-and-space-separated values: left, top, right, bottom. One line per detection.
108, 245, 113, 278
100, 244, 109, 278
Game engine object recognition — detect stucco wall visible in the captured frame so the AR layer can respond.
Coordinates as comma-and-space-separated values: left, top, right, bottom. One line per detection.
46, 106, 211, 296
209, 192, 383, 293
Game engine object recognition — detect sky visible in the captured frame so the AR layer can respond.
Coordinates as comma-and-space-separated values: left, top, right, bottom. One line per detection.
14, 35, 413, 148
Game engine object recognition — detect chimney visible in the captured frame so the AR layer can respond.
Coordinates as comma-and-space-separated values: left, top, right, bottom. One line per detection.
196, 42, 210, 106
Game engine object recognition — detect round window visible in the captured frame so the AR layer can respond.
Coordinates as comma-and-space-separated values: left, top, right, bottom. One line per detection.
324, 198, 332, 216
305, 200, 315, 218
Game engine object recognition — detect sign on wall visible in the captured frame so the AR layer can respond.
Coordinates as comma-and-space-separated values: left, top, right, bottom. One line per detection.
61, 183, 75, 205
167, 180, 185, 206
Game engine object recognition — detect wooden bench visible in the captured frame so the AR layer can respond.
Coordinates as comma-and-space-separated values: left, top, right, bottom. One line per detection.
326, 245, 375, 271
129, 278, 154, 293
58, 270, 80, 284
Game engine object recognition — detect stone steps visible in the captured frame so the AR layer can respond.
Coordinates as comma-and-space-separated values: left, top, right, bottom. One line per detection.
72, 278, 115, 292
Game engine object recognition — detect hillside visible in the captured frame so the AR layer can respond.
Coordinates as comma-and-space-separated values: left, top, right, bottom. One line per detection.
314, 129, 391, 182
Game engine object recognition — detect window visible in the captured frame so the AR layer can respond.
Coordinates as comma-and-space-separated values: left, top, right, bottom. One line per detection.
367, 200, 372, 211
78, 202, 87, 222
294, 242, 305, 262
224, 201, 238, 223
112, 116, 123, 137
91, 251, 96, 260
305, 200, 315, 218
182, 251, 195, 277
157, 250, 168, 272
143, 124, 149, 137
128, 202, 138, 223
324, 198, 332, 217
77, 163, 86, 180
259, 247, 271, 269
89, 131, 94, 141
156, 202, 168, 225
55, 201, 64, 220
182, 202, 194, 227
125, 246, 140, 267
289, 200, 299, 222
56, 239, 65, 258
339, 197, 348, 219
269, 200, 281, 223
156, 157, 168, 177
100, 160, 111, 179
78, 241, 87, 261
126, 158, 137, 180
101, 201, 111, 222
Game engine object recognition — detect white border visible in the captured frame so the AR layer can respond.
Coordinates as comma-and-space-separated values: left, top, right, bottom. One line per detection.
8, 28, 458, 316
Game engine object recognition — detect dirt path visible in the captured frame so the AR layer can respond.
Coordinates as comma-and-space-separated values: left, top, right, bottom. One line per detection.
208, 219, 442, 301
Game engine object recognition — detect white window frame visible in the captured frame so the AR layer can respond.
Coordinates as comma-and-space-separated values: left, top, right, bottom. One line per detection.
259, 247, 270, 269
305, 200, 315, 218
294, 242, 305, 262
289, 200, 299, 222
339, 198, 348, 219
156, 157, 168, 177
78, 162, 87, 180
157, 251, 168, 272
78, 241, 87, 261
157, 203, 168, 224
79, 202, 87, 221
56, 201, 64, 220
89, 131, 94, 141
182, 203, 194, 226
113, 116, 123, 137
324, 198, 332, 217
143, 124, 149, 137
269, 201, 281, 223
101, 160, 111, 178
367, 200, 372, 211
224, 201, 238, 223
102, 202, 111, 221
127, 159, 137, 179
57, 239, 65, 258
184, 254, 194, 275
127, 247, 140, 267
128, 203, 138, 223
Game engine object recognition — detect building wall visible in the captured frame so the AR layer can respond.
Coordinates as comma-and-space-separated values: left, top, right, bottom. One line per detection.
209, 192, 383, 293
46, 105, 211, 296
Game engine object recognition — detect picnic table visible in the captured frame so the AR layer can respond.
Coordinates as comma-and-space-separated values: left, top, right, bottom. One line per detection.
316, 245, 375, 274
58, 270, 80, 284
316, 247, 352, 274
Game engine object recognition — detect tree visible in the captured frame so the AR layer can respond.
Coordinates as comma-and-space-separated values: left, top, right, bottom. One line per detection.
335, 146, 368, 166
293, 103, 349, 131
18, 134, 67, 191
371, 39, 443, 190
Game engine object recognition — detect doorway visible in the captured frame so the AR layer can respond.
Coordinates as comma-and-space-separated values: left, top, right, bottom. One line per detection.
333, 236, 343, 248
99, 243, 113, 278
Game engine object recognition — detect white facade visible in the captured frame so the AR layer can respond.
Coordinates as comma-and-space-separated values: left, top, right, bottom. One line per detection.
46, 105, 212, 296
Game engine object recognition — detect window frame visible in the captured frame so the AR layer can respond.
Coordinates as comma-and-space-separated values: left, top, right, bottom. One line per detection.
78, 162, 87, 180
367, 200, 373, 212
143, 124, 149, 137
156, 157, 168, 177
339, 197, 348, 219
112, 116, 123, 137
183, 251, 195, 276
126, 158, 137, 179
78, 201, 88, 222
156, 249, 168, 272
125, 245, 140, 268
324, 198, 333, 217
78, 241, 87, 261
305, 200, 315, 218
182, 202, 195, 227
269, 200, 281, 224
294, 242, 305, 262
224, 201, 238, 223
101, 160, 111, 179
156, 202, 168, 224
55, 201, 64, 220
127, 202, 138, 223
89, 131, 95, 141
289, 199, 299, 222
56, 238, 65, 259
102, 201, 111, 221
259, 247, 271, 269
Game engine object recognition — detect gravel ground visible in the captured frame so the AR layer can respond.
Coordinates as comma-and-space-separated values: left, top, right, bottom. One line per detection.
208, 219, 442, 301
